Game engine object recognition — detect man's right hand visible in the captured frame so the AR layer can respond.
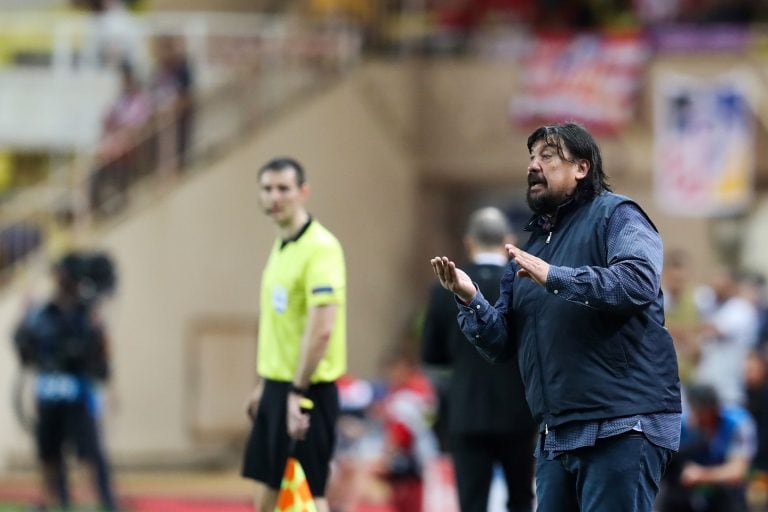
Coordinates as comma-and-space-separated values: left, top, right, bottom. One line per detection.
430, 256, 476, 304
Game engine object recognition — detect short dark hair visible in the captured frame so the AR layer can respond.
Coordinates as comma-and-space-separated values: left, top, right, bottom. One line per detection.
258, 157, 306, 186
526, 123, 611, 203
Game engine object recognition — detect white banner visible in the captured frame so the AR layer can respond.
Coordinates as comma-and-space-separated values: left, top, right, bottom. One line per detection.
653, 70, 758, 217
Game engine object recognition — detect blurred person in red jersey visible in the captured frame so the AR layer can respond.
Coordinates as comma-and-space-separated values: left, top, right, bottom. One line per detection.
375, 349, 437, 512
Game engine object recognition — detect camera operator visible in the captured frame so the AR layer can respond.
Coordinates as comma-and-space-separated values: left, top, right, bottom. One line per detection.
13, 251, 118, 511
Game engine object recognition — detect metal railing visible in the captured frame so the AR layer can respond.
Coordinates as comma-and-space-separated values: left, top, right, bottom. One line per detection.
0, 12, 361, 284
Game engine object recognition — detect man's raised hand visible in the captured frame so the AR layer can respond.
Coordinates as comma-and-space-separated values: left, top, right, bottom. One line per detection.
430, 256, 476, 304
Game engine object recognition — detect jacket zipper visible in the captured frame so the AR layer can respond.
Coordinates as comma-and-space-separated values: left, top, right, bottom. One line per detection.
533, 236, 553, 431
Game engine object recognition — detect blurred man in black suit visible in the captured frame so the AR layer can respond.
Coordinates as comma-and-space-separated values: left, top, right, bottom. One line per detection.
421, 207, 535, 512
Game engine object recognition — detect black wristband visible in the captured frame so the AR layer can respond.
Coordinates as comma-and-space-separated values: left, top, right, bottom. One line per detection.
290, 384, 308, 396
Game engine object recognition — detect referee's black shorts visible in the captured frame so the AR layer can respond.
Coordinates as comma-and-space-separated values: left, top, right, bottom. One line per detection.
241, 379, 339, 497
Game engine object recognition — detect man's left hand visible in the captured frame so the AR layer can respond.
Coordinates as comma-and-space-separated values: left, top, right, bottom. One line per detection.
287, 391, 310, 440
506, 244, 550, 287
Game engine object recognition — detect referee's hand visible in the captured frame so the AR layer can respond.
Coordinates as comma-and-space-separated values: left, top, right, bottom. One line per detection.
287, 391, 310, 440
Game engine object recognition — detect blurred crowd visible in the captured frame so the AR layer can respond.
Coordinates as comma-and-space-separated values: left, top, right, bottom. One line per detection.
0, 0, 194, 277
73, 0, 195, 218
325, 349, 442, 512
656, 249, 768, 510
89, 34, 194, 218
302, 0, 768, 28
300, 0, 768, 53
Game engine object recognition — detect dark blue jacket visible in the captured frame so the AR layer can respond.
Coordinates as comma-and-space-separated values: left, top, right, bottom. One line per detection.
422, 262, 534, 434
460, 193, 681, 430
13, 300, 109, 381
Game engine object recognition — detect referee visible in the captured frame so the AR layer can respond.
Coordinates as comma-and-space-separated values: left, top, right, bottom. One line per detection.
242, 157, 347, 512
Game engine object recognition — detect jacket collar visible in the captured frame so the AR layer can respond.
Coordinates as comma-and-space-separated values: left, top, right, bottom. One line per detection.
524, 198, 579, 233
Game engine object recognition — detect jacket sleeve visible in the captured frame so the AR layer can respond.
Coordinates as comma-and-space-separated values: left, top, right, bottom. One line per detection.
545, 203, 663, 313
457, 266, 517, 362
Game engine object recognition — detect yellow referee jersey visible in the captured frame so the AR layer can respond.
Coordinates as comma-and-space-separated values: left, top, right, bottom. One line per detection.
257, 219, 346, 382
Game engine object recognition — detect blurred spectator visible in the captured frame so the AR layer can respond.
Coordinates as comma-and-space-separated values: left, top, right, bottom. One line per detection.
97, 62, 151, 163
335, 373, 376, 464
428, 0, 537, 53
90, 61, 152, 217
662, 249, 701, 386
694, 267, 760, 406
658, 384, 756, 512
741, 271, 768, 350
746, 350, 768, 475
680, 0, 756, 23
12, 251, 118, 511
326, 373, 378, 512
78, 0, 149, 75
151, 35, 195, 171
0, 221, 44, 279
530, 0, 599, 29
633, 0, 684, 25
376, 349, 437, 512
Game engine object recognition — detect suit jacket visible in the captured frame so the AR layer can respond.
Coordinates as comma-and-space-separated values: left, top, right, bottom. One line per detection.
421, 262, 534, 434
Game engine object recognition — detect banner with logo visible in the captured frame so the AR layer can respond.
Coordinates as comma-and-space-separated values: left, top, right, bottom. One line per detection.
510, 32, 650, 135
653, 70, 758, 217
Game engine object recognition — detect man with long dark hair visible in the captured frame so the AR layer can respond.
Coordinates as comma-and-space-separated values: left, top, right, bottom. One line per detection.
430, 123, 681, 511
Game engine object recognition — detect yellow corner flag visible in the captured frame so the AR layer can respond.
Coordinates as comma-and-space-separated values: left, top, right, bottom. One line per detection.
275, 457, 317, 512
275, 397, 317, 512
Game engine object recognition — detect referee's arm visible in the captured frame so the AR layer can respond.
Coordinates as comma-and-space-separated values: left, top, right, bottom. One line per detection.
293, 303, 338, 391
286, 303, 337, 440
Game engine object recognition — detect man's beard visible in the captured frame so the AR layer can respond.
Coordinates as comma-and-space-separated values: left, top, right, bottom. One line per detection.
526, 187, 563, 215
526, 174, 566, 215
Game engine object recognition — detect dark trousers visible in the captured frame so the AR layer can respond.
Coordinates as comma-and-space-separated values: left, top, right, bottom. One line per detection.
535, 431, 672, 512
36, 400, 117, 511
451, 431, 535, 512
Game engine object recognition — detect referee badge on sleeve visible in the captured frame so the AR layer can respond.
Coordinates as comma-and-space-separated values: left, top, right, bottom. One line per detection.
272, 285, 288, 313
